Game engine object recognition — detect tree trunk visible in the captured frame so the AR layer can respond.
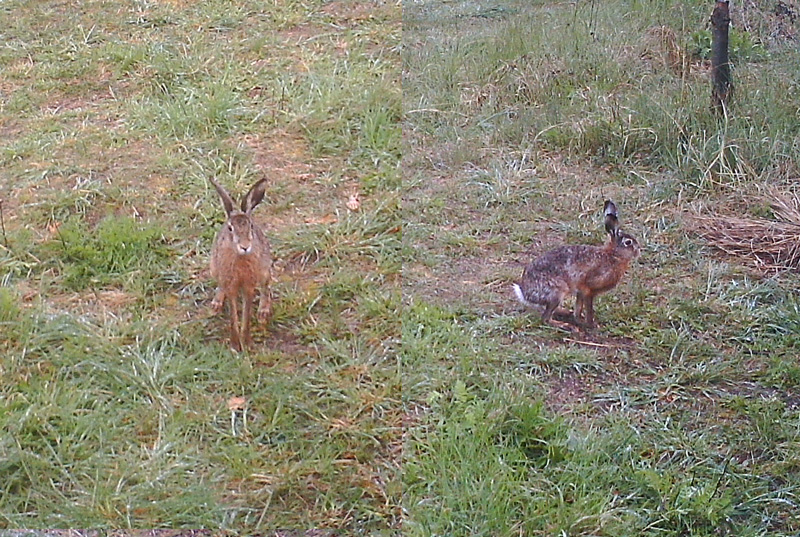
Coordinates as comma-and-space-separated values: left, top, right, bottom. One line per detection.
710, 0, 732, 114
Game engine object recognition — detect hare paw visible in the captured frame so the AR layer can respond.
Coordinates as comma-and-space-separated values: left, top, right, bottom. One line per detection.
257, 302, 272, 324
548, 319, 580, 332
244, 335, 255, 349
211, 289, 225, 313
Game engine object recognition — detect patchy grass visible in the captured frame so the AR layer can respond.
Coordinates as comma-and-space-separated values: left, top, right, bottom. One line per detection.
0, 0, 400, 531
404, 0, 800, 535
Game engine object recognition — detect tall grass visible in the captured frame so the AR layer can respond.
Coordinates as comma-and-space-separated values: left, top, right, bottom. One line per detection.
404, 0, 800, 191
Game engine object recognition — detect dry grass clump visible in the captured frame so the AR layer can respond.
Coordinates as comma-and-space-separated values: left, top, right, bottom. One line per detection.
643, 25, 691, 77
694, 190, 800, 272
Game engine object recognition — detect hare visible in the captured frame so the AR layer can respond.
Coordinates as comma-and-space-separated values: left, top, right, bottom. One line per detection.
209, 177, 272, 351
512, 200, 640, 328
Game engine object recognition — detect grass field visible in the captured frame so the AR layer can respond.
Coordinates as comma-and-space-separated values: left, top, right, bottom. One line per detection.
403, 0, 800, 535
4, 0, 800, 534
0, 0, 400, 532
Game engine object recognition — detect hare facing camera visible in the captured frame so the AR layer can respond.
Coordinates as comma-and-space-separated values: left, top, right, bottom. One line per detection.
513, 200, 639, 329
209, 177, 273, 351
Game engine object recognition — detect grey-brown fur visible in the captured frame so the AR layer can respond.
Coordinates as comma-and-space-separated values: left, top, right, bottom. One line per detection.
513, 200, 640, 328
209, 177, 272, 351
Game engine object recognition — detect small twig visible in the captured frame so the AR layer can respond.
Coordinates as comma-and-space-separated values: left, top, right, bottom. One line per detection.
709, 454, 732, 501
563, 338, 616, 348
54, 219, 69, 253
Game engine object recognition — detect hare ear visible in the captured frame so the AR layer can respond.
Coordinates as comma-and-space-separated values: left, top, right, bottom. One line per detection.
603, 200, 618, 219
242, 178, 268, 214
209, 177, 236, 216
603, 200, 620, 236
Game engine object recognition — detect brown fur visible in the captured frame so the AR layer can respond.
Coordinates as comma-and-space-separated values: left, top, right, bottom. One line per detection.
514, 201, 640, 328
209, 177, 272, 351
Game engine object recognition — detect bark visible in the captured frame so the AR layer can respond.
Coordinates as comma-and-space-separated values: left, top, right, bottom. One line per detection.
710, 0, 733, 114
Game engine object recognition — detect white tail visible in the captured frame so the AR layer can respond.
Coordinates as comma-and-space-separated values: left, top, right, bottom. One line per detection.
512, 283, 530, 307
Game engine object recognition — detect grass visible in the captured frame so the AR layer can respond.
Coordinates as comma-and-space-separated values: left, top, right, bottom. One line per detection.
5, 0, 800, 533
0, 0, 400, 532
404, 0, 800, 535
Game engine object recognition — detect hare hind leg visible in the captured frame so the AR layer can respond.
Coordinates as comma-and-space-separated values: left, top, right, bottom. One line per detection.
541, 289, 567, 323
539, 281, 570, 322
541, 299, 560, 323
542, 296, 578, 331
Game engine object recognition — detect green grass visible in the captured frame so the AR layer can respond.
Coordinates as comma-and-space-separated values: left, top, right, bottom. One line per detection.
0, 0, 400, 531
404, 0, 800, 535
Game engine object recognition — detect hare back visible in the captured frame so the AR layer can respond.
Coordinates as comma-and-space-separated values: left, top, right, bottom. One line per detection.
523, 243, 630, 293
525, 244, 602, 279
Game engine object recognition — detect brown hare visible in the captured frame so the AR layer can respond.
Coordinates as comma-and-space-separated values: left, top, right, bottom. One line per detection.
209, 177, 272, 351
513, 200, 639, 328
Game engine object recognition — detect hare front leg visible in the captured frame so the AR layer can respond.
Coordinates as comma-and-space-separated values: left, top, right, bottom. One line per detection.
227, 295, 243, 351
241, 289, 257, 349
574, 292, 585, 325
574, 289, 598, 329
583, 294, 597, 329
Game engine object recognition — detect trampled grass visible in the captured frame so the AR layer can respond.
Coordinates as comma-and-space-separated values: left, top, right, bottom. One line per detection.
404, 0, 800, 535
1, 0, 400, 532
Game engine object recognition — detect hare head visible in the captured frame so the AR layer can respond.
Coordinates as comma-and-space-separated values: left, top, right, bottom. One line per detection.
209, 177, 273, 352
603, 200, 640, 260
210, 177, 268, 255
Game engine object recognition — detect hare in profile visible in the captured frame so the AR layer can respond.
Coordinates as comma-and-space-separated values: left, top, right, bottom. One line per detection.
513, 200, 640, 328
209, 177, 272, 351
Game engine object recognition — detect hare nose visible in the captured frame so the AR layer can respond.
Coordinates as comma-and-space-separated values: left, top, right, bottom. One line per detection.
238, 244, 252, 254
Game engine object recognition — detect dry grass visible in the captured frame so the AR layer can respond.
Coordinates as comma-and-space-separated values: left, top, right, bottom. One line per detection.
693, 190, 800, 273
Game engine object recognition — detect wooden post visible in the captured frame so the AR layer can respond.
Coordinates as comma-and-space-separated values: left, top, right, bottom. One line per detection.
710, 0, 732, 114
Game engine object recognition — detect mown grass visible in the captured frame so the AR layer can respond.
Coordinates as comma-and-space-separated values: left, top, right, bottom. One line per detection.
404, 0, 800, 535
1, 0, 400, 531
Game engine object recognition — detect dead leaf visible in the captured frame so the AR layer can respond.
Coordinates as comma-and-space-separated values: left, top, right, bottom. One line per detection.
329, 418, 352, 430
47, 221, 62, 237
346, 192, 361, 212
304, 214, 338, 225
227, 396, 247, 411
